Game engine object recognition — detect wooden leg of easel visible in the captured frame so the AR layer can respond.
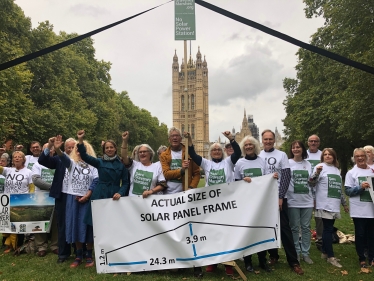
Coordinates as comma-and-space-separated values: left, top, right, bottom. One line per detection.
221, 261, 247, 281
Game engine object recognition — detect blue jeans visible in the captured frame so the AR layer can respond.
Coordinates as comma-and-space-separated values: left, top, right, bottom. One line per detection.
353, 217, 374, 263
322, 218, 335, 258
288, 207, 313, 256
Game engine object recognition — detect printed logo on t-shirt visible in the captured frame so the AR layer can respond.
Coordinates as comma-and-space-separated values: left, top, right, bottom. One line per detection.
5, 173, 25, 193
243, 168, 262, 178
307, 160, 319, 171
293, 170, 309, 194
27, 163, 35, 170
132, 169, 153, 195
41, 169, 55, 185
0, 178, 4, 193
170, 159, 182, 183
208, 169, 226, 186
71, 166, 90, 194
327, 174, 342, 199
358, 176, 372, 202
266, 157, 277, 173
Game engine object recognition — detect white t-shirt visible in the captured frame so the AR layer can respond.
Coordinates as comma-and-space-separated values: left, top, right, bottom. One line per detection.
25, 155, 39, 170
165, 150, 183, 194
128, 160, 165, 196
31, 162, 55, 192
65, 161, 98, 196
234, 157, 265, 180
314, 163, 342, 213
287, 159, 313, 208
307, 149, 322, 171
345, 165, 374, 218
2, 167, 33, 194
201, 157, 234, 187
259, 149, 290, 197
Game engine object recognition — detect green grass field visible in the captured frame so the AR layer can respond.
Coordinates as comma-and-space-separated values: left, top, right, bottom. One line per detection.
0, 181, 372, 280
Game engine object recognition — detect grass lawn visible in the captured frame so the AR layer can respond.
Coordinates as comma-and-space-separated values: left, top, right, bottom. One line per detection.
0, 187, 372, 280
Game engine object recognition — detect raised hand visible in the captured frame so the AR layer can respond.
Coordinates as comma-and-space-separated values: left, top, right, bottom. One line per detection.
15, 144, 24, 151
122, 131, 129, 142
54, 135, 64, 150
77, 130, 85, 141
222, 131, 233, 141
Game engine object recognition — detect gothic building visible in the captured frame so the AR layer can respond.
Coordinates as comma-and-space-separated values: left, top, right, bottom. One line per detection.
172, 47, 210, 157
233, 109, 252, 144
231, 109, 260, 144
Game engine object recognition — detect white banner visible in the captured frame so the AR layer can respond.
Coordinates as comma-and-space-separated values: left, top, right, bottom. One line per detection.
0, 193, 54, 233
92, 174, 280, 273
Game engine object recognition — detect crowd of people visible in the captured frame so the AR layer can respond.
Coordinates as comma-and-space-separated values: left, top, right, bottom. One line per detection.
0, 128, 373, 276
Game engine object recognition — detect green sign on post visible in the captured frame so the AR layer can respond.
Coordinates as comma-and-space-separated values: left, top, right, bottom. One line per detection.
175, 0, 196, 40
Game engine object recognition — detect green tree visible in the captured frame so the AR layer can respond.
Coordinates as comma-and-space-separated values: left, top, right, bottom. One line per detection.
283, 0, 374, 176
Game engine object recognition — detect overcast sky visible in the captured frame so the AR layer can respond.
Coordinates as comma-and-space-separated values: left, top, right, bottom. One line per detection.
15, 0, 324, 143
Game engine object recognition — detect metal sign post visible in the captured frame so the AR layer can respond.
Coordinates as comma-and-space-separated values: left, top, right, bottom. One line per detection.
175, 0, 195, 190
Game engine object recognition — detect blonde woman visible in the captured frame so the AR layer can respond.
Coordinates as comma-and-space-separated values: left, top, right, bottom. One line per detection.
0, 151, 35, 253
54, 135, 98, 268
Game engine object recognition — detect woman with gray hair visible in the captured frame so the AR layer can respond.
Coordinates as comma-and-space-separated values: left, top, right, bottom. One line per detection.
345, 148, 374, 268
121, 131, 166, 197
234, 135, 276, 273
186, 131, 241, 187
185, 130, 240, 276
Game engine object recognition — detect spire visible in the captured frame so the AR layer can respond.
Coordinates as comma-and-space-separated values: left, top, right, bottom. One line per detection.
173, 49, 177, 59
173, 49, 178, 66
196, 46, 202, 61
203, 55, 207, 67
188, 55, 194, 69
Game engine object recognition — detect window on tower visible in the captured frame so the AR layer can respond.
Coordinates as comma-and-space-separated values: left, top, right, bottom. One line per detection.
181, 95, 184, 111
191, 94, 195, 110
192, 124, 195, 139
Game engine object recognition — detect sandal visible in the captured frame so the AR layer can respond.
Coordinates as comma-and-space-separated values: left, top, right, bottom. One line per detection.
70, 258, 82, 268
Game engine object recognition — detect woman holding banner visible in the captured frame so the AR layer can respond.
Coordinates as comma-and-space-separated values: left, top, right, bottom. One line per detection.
0, 151, 35, 253
54, 135, 99, 268
344, 148, 374, 268
121, 131, 166, 197
286, 141, 314, 264
76, 130, 129, 220
185, 130, 241, 276
309, 148, 342, 268
234, 136, 276, 273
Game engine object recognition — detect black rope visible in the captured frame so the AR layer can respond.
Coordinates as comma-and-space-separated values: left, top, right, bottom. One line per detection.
0, 1, 172, 71
195, 0, 374, 75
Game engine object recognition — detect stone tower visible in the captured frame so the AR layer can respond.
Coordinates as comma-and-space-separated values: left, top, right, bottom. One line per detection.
172, 47, 209, 157
234, 109, 252, 144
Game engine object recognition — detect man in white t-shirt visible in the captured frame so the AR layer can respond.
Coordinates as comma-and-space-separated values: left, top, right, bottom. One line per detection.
259, 130, 303, 275
306, 134, 323, 251
25, 141, 42, 170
